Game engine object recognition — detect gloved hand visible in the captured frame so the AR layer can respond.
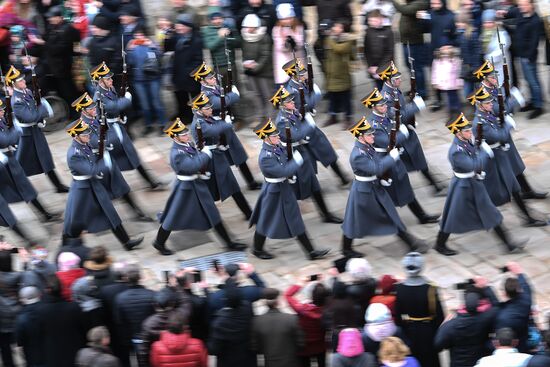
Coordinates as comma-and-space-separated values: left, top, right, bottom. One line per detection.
124, 91, 132, 102
106, 144, 114, 151
0, 152, 8, 164
304, 112, 316, 127
104, 150, 113, 169
41, 98, 54, 118
231, 85, 240, 97
293, 149, 304, 166
313, 83, 321, 96
476, 171, 486, 180
510, 87, 525, 108
224, 115, 232, 124
413, 95, 426, 111
480, 140, 494, 158
201, 145, 212, 158
398, 123, 409, 138
37, 120, 46, 128
389, 147, 400, 161
380, 178, 392, 187
505, 114, 516, 130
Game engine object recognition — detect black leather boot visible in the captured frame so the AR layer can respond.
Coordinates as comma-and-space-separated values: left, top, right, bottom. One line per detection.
397, 230, 429, 253
517, 173, 547, 199
122, 194, 154, 222
421, 169, 445, 195
136, 165, 164, 190
408, 198, 439, 224
252, 231, 274, 259
152, 227, 173, 256
493, 225, 527, 253
434, 231, 457, 256
232, 192, 252, 220
297, 233, 330, 260
312, 191, 343, 223
47, 170, 69, 193
330, 162, 350, 186
341, 235, 364, 258
214, 222, 247, 251
238, 163, 261, 190
112, 225, 143, 251
30, 199, 61, 222
512, 192, 547, 227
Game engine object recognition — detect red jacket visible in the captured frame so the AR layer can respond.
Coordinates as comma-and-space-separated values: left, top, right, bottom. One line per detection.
150, 331, 208, 367
285, 284, 326, 356
56, 268, 86, 302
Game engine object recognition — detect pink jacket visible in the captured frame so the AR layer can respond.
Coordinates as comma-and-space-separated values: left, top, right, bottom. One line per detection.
271, 25, 304, 84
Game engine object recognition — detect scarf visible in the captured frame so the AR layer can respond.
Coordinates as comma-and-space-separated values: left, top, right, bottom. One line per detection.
241, 26, 267, 43
480, 28, 493, 53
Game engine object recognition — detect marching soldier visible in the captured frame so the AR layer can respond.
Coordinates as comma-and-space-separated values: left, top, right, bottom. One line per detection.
249, 118, 329, 260
190, 62, 261, 190
72, 92, 152, 222
91, 62, 163, 190
282, 59, 350, 186
469, 87, 546, 227
0, 98, 59, 222
189, 92, 252, 219
152, 118, 247, 256
272, 86, 342, 224
363, 88, 439, 224
435, 113, 525, 256
341, 117, 429, 258
63, 118, 143, 251
6, 65, 69, 193
473, 60, 547, 200
378, 62, 444, 194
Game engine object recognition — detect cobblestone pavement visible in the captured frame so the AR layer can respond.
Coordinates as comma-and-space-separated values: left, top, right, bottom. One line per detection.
4, 50, 550, 325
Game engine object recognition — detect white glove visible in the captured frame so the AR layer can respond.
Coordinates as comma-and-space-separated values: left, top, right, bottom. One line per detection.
231, 85, 240, 96
199, 171, 212, 180
37, 121, 46, 128
293, 149, 304, 166
389, 147, 400, 161
103, 150, 112, 169
510, 87, 525, 108
106, 144, 114, 151
480, 140, 494, 158
201, 145, 212, 158
413, 95, 426, 111
0, 152, 8, 164
380, 178, 392, 187
398, 123, 409, 138
224, 115, 232, 124
313, 83, 321, 96
304, 112, 316, 127
124, 91, 132, 101
41, 98, 54, 118
476, 171, 486, 180
505, 114, 516, 130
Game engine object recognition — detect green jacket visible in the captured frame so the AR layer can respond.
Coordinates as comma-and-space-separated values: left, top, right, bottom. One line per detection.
324, 35, 356, 92
393, 0, 430, 45
201, 25, 241, 67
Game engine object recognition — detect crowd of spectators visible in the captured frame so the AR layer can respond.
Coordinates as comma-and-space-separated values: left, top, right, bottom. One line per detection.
0, 239, 549, 367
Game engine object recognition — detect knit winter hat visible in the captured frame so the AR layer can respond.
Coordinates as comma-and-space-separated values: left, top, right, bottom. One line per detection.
58, 252, 81, 272
242, 14, 261, 28
482, 9, 496, 23
378, 275, 397, 295
276, 3, 295, 19
346, 258, 372, 281
365, 303, 392, 324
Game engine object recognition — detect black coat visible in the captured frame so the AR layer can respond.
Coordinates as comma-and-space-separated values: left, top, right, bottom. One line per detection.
114, 285, 156, 345
44, 22, 80, 78
363, 26, 394, 68
346, 279, 377, 327
514, 11, 544, 63
164, 30, 203, 93
316, 0, 352, 31
15, 302, 45, 366
87, 34, 123, 75
37, 295, 87, 367
236, 3, 277, 32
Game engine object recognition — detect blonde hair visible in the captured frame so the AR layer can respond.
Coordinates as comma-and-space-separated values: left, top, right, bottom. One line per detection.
378, 337, 411, 363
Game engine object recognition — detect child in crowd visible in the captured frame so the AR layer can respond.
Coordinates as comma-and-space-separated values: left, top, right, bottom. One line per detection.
431, 45, 462, 117
363, 10, 394, 90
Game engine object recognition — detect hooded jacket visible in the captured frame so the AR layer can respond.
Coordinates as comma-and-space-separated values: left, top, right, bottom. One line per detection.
150, 331, 208, 367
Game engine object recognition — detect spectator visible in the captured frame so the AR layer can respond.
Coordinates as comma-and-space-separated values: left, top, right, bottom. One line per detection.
241, 13, 274, 124
362, 303, 409, 358
75, 326, 120, 367
392, 0, 430, 99
514, 0, 544, 119
323, 19, 355, 127
38, 274, 86, 367
21, 247, 57, 291
137, 288, 178, 367
344, 258, 378, 328
126, 26, 166, 135
169, 0, 201, 28
163, 13, 203, 122
56, 252, 86, 301
362, 0, 396, 27
527, 330, 550, 366
15, 286, 45, 367
363, 10, 394, 90
480, 10, 511, 90
313, 0, 352, 68
378, 337, 421, 367
456, 11, 482, 97
113, 264, 156, 364
119, 4, 143, 42
324, 279, 357, 349
430, 46, 462, 117
207, 263, 266, 320
285, 278, 329, 367
84, 246, 114, 288
475, 327, 532, 366
434, 278, 499, 367
42, 5, 81, 119
208, 280, 256, 367
272, 3, 304, 85
331, 328, 371, 367
395, 252, 444, 367
494, 262, 532, 353
272, 0, 303, 20
252, 288, 304, 367
85, 15, 123, 78
150, 312, 208, 367
57, 234, 91, 267
237, 0, 277, 33
72, 276, 105, 331
370, 275, 398, 318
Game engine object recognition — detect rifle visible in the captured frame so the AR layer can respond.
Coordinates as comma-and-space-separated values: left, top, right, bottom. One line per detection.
496, 27, 511, 98
381, 96, 400, 181
23, 45, 41, 106
475, 118, 483, 174
98, 100, 107, 160
213, 62, 228, 147
120, 34, 128, 97
223, 36, 233, 94
0, 66, 14, 128
292, 49, 306, 120
195, 118, 209, 175
304, 42, 314, 93
497, 89, 506, 126
406, 42, 417, 128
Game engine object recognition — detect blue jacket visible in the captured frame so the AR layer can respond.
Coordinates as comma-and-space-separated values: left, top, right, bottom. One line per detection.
426, 5, 457, 50
457, 29, 482, 75
514, 11, 544, 63
127, 42, 162, 82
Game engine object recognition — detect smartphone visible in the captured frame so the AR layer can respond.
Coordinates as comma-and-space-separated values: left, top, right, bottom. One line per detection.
500, 266, 509, 273
310, 274, 319, 281
212, 259, 221, 273
162, 270, 171, 284
193, 271, 202, 283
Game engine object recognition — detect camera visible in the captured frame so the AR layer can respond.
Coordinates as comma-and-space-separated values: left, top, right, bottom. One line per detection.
454, 278, 474, 290
285, 36, 297, 51
500, 266, 509, 273
310, 274, 319, 281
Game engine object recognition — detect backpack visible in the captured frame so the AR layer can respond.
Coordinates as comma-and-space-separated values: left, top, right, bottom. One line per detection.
142, 51, 161, 76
